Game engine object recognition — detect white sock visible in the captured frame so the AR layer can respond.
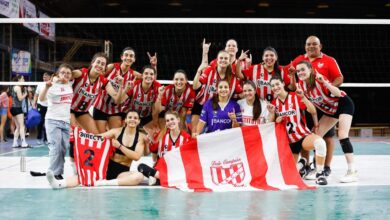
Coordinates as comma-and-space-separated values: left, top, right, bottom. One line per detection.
347, 163, 355, 172
316, 165, 324, 173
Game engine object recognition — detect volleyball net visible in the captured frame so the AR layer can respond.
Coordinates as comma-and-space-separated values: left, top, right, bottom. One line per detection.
0, 18, 389, 123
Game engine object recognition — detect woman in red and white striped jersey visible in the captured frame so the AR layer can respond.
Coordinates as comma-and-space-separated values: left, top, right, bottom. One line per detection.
120, 65, 162, 133
296, 60, 357, 183
70, 52, 122, 134
137, 110, 191, 186
93, 47, 142, 133
268, 76, 328, 185
156, 69, 195, 130
236, 46, 295, 102
191, 50, 243, 135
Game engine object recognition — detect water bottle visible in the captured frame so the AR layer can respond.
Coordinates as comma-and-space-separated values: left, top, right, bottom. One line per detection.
20, 156, 26, 172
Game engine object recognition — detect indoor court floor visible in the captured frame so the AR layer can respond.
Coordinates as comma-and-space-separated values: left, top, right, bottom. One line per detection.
0, 136, 389, 219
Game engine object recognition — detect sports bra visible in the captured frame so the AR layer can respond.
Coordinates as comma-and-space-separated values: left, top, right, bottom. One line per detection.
115, 127, 139, 155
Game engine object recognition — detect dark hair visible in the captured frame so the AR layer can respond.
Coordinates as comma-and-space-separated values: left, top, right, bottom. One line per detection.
91, 52, 108, 65
0, 85, 9, 93
12, 74, 23, 82
212, 79, 230, 110
297, 60, 316, 91
243, 80, 262, 121
173, 69, 188, 80
141, 65, 156, 75
121, 47, 135, 56
263, 46, 282, 78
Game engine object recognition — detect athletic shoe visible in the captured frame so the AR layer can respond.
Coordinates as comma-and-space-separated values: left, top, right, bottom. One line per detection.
148, 176, 157, 186
21, 144, 31, 148
316, 171, 328, 185
54, 175, 64, 180
297, 158, 307, 178
305, 169, 317, 180
3, 139, 8, 143
12, 144, 20, 148
324, 166, 331, 177
46, 170, 61, 189
36, 139, 44, 145
340, 170, 358, 183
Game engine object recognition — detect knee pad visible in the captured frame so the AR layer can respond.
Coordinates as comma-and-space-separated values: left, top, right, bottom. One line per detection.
314, 138, 327, 157
340, 138, 354, 153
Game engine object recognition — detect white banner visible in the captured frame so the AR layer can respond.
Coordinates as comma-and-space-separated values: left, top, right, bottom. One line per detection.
38, 11, 55, 41
19, 0, 38, 33
0, 0, 19, 18
11, 49, 32, 76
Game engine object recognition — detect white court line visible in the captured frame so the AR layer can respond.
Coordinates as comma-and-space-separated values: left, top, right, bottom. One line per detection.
0, 148, 30, 156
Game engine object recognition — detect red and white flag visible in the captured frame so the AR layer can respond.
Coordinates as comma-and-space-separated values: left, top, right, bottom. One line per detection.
155, 123, 314, 192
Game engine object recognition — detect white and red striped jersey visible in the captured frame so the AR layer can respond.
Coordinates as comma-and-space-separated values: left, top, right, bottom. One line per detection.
272, 92, 311, 143
71, 68, 108, 112
161, 84, 195, 112
73, 127, 116, 186
122, 80, 161, 118
94, 63, 136, 114
150, 130, 191, 159
299, 77, 346, 115
243, 64, 290, 101
195, 66, 243, 105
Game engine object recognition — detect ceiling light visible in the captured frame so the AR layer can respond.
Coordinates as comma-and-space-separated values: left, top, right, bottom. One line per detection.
365, 14, 376, 17
168, 1, 182, 6
106, 3, 120, 7
244, 9, 256, 13
120, 10, 128, 13
385, 3, 390, 7
317, 4, 329, 9
306, 11, 316, 15
258, 2, 270, 7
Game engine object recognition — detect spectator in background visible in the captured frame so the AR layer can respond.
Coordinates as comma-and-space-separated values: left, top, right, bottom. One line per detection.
0, 86, 9, 143
10, 74, 29, 148
22, 86, 34, 137
33, 72, 51, 144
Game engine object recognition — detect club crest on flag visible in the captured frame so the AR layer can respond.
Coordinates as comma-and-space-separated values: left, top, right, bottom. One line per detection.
210, 158, 245, 187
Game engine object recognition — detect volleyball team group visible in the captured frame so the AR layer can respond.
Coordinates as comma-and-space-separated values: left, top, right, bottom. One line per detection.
42, 35, 358, 189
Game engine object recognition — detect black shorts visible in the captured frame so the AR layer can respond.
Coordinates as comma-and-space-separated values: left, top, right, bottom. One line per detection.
10, 107, 23, 116
324, 95, 355, 119
71, 110, 89, 118
305, 109, 335, 138
290, 138, 304, 154
69, 142, 74, 159
93, 108, 126, 121
140, 115, 153, 127
191, 102, 203, 116
106, 160, 129, 180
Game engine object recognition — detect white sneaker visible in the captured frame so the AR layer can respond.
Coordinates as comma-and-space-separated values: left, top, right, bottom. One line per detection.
46, 170, 59, 189
148, 176, 157, 186
340, 170, 358, 183
305, 170, 317, 180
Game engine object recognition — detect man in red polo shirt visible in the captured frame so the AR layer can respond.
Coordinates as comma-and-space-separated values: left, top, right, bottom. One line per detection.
291, 35, 344, 179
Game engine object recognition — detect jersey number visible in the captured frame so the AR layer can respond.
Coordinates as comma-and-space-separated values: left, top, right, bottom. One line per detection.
83, 149, 95, 167
79, 101, 87, 111
287, 122, 295, 134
